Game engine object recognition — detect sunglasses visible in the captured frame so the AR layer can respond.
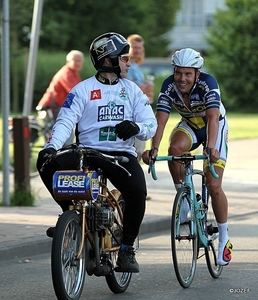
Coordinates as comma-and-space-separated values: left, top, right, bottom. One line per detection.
119, 54, 130, 63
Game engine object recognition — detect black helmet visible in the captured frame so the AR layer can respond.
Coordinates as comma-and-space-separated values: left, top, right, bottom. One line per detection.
90, 32, 130, 76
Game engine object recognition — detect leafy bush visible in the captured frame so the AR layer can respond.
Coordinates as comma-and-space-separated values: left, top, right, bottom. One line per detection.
10, 188, 35, 206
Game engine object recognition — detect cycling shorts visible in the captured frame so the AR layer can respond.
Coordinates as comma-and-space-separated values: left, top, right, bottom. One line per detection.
171, 117, 229, 169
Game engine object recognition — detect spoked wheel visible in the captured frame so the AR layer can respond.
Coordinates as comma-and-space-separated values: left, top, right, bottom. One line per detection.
204, 194, 223, 278
105, 190, 132, 293
171, 187, 198, 288
51, 210, 86, 300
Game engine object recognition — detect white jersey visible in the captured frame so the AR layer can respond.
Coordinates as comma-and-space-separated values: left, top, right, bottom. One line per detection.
45, 74, 157, 157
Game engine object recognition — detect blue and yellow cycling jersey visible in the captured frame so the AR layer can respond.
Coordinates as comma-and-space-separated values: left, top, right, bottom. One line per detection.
156, 72, 226, 129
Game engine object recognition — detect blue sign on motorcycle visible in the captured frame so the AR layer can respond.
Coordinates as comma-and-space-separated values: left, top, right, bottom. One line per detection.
52, 170, 99, 200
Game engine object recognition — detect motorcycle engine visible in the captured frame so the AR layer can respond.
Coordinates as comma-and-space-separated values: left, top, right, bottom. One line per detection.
87, 205, 114, 231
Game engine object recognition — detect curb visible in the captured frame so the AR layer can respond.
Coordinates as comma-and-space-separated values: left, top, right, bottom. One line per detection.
0, 216, 171, 261
0, 237, 52, 261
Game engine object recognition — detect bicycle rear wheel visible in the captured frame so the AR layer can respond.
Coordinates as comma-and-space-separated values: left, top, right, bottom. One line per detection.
205, 194, 223, 278
171, 187, 198, 288
51, 210, 86, 300
105, 191, 132, 293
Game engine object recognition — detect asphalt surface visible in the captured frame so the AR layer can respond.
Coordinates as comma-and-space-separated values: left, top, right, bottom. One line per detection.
0, 139, 257, 261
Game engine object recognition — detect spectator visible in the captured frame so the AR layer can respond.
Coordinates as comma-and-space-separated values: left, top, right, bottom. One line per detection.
37, 50, 84, 118
127, 34, 154, 162
36, 50, 84, 144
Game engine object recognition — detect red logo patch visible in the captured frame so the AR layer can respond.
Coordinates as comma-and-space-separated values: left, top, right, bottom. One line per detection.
90, 89, 101, 100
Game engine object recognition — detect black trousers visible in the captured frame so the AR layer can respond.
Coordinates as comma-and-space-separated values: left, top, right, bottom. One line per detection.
37, 151, 147, 246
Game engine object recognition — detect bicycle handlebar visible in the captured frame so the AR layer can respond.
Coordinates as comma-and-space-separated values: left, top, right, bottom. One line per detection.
40, 144, 130, 174
149, 154, 219, 180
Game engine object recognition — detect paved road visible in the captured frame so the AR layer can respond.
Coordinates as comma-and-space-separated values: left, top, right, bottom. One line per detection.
0, 139, 257, 262
0, 139, 257, 300
0, 224, 257, 300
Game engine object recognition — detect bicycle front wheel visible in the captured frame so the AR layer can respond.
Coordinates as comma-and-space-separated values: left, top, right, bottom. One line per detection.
205, 194, 223, 278
51, 210, 86, 300
171, 187, 198, 288
105, 191, 132, 293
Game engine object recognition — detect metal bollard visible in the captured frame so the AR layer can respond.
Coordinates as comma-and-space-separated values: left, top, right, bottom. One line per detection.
13, 117, 31, 192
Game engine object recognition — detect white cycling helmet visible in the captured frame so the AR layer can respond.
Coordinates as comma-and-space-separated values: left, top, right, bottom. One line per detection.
171, 48, 204, 69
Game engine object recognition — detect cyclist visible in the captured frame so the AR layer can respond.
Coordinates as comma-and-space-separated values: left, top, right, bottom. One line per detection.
142, 48, 233, 266
36, 32, 157, 273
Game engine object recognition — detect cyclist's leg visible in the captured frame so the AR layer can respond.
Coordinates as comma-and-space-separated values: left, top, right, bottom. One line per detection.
168, 121, 200, 221
204, 117, 232, 266
168, 121, 193, 183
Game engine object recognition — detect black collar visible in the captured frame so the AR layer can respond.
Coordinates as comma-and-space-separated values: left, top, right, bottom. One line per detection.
96, 72, 119, 85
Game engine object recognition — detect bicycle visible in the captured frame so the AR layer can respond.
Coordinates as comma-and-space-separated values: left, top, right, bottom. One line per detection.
149, 150, 223, 288
8, 106, 55, 177
41, 144, 135, 300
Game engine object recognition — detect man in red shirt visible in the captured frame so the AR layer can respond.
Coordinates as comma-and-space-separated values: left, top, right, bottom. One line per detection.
36, 50, 84, 145
37, 50, 84, 117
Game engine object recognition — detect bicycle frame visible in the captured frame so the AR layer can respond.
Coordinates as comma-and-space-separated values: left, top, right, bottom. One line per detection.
184, 161, 208, 248
34, 108, 56, 143
151, 154, 218, 248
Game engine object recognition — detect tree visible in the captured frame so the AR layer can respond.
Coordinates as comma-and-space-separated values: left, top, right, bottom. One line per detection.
5, 0, 180, 112
38, 0, 179, 57
205, 0, 258, 112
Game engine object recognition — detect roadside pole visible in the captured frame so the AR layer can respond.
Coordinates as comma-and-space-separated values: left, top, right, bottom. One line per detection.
1, 0, 10, 206
13, 117, 31, 194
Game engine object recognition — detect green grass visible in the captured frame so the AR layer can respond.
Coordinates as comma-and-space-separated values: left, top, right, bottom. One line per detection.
146, 112, 258, 156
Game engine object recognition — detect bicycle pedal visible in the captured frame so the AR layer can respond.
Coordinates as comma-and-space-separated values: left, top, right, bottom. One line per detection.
93, 265, 111, 277
207, 224, 218, 235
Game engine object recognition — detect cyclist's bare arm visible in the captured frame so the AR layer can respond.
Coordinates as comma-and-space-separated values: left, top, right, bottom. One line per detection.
142, 111, 169, 164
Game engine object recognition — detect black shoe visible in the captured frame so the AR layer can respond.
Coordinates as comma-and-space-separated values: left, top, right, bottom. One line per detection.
114, 246, 139, 273
46, 227, 55, 238
146, 196, 151, 201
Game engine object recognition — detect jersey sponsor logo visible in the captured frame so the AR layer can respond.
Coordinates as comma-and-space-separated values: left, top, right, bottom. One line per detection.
63, 93, 75, 108
119, 87, 129, 100
191, 93, 200, 100
98, 102, 124, 121
197, 81, 209, 92
99, 127, 117, 141
90, 89, 101, 100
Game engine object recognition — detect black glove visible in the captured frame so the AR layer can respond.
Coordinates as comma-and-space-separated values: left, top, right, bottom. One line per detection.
37, 147, 56, 168
115, 120, 140, 141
